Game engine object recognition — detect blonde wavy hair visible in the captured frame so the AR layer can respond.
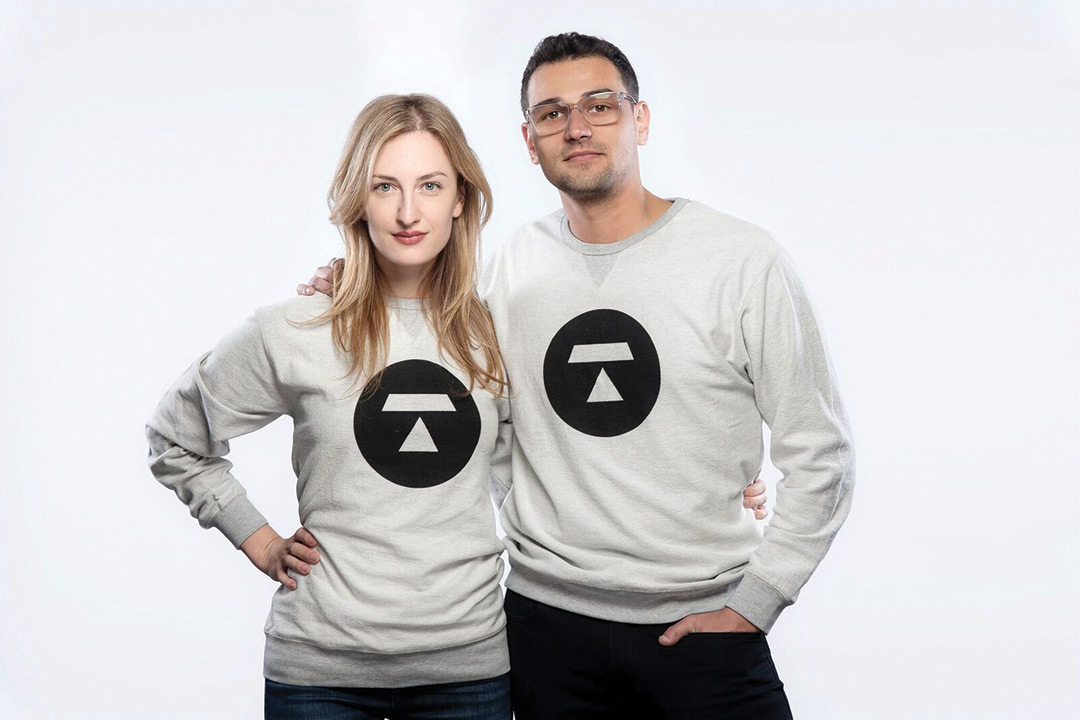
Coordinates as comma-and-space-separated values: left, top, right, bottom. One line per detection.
316, 94, 507, 396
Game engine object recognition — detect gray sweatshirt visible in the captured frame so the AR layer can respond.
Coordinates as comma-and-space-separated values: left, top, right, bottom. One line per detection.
480, 198, 855, 633
146, 295, 511, 687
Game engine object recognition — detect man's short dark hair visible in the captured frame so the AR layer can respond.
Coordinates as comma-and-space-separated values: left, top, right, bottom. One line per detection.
520, 32, 639, 113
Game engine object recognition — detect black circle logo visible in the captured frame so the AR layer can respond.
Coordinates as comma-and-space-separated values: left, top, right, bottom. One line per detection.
543, 309, 661, 437
354, 359, 481, 488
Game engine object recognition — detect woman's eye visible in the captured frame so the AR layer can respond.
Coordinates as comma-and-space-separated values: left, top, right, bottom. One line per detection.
423, 182, 441, 192
375, 183, 393, 193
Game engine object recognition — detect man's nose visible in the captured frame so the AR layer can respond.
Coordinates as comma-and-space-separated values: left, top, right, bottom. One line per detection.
564, 106, 592, 141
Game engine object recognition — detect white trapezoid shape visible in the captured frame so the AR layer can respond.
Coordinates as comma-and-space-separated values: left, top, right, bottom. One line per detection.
568, 342, 634, 364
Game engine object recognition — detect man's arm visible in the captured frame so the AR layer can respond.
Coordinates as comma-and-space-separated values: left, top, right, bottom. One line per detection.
660, 250, 853, 645
727, 250, 855, 631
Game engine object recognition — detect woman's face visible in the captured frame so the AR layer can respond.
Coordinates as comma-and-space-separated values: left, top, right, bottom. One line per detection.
363, 131, 464, 289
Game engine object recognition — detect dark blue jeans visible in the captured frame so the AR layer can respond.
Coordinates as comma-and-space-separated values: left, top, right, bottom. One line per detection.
264, 674, 511, 720
505, 590, 793, 720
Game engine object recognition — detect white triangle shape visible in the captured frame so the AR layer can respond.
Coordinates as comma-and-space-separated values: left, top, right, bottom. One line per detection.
587, 368, 624, 403
399, 418, 438, 452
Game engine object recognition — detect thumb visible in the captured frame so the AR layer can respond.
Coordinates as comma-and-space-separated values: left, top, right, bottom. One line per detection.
658, 617, 697, 646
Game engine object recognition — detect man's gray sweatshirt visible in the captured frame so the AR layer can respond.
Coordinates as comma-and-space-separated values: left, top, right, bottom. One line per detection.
480, 198, 855, 633
146, 295, 511, 687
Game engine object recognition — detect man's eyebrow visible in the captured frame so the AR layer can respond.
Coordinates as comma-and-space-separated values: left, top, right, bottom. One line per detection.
531, 88, 617, 107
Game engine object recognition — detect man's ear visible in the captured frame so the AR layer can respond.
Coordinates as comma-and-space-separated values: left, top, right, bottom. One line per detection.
635, 101, 651, 146
521, 122, 540, 165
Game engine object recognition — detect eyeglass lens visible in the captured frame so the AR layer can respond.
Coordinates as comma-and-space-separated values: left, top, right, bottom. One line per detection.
531, 93, 623, 135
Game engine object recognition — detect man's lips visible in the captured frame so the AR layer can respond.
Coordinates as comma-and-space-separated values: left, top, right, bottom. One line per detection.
392, 231, 427, 245
564, 150, 603, 162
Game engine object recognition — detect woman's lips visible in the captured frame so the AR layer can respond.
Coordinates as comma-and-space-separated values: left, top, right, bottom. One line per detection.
393, 232, 427, 245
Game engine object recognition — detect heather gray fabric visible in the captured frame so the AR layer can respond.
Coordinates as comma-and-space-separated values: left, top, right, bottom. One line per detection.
146, 294, 511, 687
481, 199, 855, 633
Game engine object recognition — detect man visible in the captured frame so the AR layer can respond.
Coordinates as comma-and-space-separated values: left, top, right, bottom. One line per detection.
303, 32, 853, 719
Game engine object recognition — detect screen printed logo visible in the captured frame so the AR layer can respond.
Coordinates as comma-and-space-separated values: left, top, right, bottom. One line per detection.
543, 309, 661, 437
353, 359, 480, 488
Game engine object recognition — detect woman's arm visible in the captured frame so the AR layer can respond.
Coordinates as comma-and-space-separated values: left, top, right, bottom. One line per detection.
146, 309, 316, 589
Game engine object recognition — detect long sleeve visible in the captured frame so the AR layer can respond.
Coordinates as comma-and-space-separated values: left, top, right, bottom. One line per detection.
726, 251, 856, 632
479, 265, 514, 509
146, 311, 291, 548
488, 392, 514, 509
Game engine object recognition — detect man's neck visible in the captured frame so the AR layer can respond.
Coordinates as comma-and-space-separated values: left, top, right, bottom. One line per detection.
560, 182, 672, 245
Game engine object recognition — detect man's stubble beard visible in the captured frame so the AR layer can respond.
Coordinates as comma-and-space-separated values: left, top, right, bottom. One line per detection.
546, 164, 619, 199
541, 146, 627, 201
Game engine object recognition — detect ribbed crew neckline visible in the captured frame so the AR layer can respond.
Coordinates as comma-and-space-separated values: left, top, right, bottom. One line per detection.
559, 197, 688, 255
387, 297, 423, 311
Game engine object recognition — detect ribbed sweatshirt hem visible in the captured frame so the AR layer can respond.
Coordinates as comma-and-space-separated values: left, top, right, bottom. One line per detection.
263, 629, 509, 688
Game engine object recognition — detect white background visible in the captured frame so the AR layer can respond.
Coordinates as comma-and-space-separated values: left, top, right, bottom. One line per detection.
1, 1, 1077, 718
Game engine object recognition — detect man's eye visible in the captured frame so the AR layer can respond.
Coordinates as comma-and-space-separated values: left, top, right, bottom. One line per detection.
541, 109, 564, 121
588, 103, 612, 113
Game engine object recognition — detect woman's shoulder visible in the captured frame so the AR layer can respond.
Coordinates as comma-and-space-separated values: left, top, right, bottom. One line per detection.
253, 294, 333, 341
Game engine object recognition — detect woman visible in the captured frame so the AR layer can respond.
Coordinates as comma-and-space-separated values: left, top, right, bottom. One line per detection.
147, 94, 513, 719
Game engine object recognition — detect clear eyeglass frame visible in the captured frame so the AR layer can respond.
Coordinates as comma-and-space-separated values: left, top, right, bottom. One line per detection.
524, 91, 638, 136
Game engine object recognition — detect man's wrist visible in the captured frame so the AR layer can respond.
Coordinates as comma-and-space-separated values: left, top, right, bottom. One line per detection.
727, 572, 791, 634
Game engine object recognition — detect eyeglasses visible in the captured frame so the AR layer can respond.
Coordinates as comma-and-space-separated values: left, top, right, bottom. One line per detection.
524, 91, 637, 136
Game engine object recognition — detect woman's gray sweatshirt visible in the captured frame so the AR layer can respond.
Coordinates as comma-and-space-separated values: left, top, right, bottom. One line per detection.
146, 294, 511, 687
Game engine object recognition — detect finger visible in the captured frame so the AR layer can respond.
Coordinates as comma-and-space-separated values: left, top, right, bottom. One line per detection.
658, 619, 696, 646
316, 263, 335, 280
289, 541, 320, 564
743, 478, 766, 500
276, 567, 297, 591
284, 554, 311, 576
311, 276, 333, 295
295, 527, 320, 548
744, 493, 769, 509
296, 283, 315, 296
753, 505, 768, 520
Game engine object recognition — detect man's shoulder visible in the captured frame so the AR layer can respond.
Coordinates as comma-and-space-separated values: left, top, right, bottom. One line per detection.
482, 207, 564, 277
507, 207, 565, 249
676, 199, 780, 258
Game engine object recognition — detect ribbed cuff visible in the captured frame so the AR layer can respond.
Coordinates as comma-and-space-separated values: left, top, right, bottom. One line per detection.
725, 572, 791, 634
213, 493, 269, 548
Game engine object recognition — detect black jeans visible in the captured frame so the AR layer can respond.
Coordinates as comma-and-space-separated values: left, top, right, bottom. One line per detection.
504, 590, 793, 720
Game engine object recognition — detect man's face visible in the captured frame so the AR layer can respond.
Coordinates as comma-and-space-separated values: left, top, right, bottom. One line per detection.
522, 56, 650, 200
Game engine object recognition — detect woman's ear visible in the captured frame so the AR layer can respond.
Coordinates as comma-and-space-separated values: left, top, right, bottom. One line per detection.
453, 181, 465, 219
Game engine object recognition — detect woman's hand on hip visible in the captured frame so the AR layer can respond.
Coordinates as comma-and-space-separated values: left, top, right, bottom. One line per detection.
239, 524, 321, 591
